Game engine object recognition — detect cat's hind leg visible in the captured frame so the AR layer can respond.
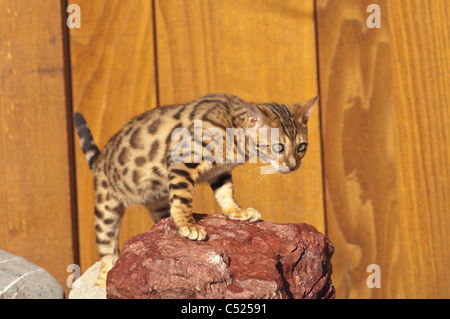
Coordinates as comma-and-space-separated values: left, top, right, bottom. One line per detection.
93, 191, 124, 288
144, 196, 170, 223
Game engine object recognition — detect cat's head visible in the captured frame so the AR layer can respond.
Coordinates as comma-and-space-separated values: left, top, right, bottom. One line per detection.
247, 96, 318, 174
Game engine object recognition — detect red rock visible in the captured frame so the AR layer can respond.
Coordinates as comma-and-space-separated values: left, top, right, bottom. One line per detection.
106, 214, 335, 299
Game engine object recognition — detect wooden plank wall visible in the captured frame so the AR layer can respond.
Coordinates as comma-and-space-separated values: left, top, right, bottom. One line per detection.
154, 0, 324, 229
0, 0, 76, 295
387, 0, 450, 298
316, 0, 450, 298
0, 0, 448, 299
70, 0, 324, 272
69, 0, 158, 272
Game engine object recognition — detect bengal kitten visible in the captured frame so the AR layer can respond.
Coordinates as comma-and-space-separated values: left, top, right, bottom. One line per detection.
74, 93, 318, 287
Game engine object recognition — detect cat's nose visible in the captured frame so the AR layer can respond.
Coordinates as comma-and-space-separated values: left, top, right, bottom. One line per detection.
289, 164, 299, 171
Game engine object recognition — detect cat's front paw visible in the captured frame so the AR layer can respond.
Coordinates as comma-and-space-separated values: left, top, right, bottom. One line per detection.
178, 224, 207, 241
225, 207, 261, 222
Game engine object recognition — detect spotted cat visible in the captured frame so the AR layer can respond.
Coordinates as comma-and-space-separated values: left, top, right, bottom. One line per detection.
74, 93, 318, 287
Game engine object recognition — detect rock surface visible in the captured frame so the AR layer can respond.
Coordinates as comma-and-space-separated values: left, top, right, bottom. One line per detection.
0, 250, 64, 299
107, 214, 335, 299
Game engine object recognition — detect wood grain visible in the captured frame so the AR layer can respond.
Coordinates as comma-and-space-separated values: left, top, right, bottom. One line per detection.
316, 0, 450, 298
69, 0, 158, 271
155, 0, 325, 230
388, 0, 450, 299
1, 0, 447, 299
0, 0, 76, 294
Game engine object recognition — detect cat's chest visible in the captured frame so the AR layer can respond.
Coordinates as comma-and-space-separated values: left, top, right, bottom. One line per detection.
197, 163, 241, 183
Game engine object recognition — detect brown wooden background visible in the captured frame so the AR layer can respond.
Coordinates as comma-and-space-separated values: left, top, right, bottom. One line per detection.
0, 0, 448, 298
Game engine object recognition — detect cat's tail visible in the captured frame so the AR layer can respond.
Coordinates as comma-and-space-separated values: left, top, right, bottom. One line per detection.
74, 112, 101, 170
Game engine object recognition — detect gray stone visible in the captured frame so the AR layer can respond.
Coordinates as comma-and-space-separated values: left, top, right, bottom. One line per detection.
0, 250, 64, 299
68, 261, 106, 299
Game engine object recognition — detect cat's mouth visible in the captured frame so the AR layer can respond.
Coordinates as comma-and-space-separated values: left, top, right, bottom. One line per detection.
277, 166, 291, 174
261, 157, 300, 174
271, 163, 299, 174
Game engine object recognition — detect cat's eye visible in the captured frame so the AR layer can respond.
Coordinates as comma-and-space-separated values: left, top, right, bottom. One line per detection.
272, 143, 285, 154
297, 143, 307, 153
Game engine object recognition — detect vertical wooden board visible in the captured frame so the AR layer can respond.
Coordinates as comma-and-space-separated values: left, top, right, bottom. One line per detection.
317, 0, 396, 298
0, 0, 75, 293
155, 0, 324, 230
316, 0, 393, 298
69, 0, 158, 271
316, 0, 450, 298
387, 0, 450, 298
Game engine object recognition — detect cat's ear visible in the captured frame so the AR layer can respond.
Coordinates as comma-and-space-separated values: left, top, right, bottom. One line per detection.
292, 96, 319, 124
247, 103, 273, 129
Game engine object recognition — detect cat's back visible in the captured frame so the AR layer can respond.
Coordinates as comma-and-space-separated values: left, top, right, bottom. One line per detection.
108, 93, 246, 144
96, 93, 247, 167
148, 93, 246, 127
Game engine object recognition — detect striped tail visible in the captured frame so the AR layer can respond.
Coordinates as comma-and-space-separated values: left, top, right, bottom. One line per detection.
74, 112, 101, 170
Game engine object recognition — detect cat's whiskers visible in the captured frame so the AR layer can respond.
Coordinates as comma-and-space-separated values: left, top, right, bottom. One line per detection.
245, 164, 271, 177
254, 174, 266, 185
254, 165, 277, 185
